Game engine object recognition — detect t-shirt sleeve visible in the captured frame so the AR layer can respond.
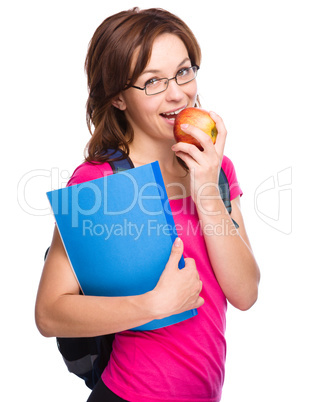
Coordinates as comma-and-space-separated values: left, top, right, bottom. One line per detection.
66, 161, 114, 187
221, 155, 243, 200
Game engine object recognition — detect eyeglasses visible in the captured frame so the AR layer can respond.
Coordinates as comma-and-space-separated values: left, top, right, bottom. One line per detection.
130, 65, 199, 96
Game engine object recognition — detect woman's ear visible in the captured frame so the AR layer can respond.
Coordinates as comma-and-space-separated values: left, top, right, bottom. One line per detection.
112, 94, 127, 111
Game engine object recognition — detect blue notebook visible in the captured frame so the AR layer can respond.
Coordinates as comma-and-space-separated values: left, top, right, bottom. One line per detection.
46, 162, 197, 331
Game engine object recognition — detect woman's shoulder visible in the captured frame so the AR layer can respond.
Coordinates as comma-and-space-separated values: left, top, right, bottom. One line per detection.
66, 161, 114, 187
221, 154, 234, 173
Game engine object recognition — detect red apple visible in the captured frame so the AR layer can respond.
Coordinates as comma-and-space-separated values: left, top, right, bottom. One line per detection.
173, 107, 218, 151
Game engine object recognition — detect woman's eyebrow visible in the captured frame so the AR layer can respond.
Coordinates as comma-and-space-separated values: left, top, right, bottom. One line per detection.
141, 57, 191, 76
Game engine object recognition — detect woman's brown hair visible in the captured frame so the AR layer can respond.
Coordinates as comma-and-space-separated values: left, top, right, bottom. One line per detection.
85, 7, 201, 163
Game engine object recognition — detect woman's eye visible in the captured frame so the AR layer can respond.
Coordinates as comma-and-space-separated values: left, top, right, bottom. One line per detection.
177, 68, 190, 77
146, 78, 160, 87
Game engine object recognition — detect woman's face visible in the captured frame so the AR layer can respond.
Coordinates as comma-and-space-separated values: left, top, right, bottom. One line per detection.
117, 33, 198, 143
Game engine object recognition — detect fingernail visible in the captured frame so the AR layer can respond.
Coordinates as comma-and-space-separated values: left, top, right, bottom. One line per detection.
180, 123, 189, 129
209, 111, 216, 118
174, 237, 182, 247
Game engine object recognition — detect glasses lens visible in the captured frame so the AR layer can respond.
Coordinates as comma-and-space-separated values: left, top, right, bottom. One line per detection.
144, 67, 198, 95
176, 66, 197, 85
146, 79, 168, 95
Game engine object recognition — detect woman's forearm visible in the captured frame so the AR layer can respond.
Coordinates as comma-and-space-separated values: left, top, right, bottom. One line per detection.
35, 228, 203, 338
35, 227, 159, 338
35, 291, 157, 338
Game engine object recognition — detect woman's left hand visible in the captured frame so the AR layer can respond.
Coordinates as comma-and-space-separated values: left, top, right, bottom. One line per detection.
171, 111, 227, 204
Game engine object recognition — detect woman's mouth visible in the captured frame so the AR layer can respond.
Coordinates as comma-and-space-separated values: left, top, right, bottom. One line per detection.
160, 106, 186, 122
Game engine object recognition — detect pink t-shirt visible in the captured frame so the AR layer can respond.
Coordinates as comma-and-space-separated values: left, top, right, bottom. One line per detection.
67, 155, 242, 402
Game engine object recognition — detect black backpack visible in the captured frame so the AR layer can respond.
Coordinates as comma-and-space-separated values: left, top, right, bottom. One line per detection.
45, 149, 236, 389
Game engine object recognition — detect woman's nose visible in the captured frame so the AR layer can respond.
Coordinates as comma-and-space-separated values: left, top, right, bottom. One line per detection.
164, 79, 184, 102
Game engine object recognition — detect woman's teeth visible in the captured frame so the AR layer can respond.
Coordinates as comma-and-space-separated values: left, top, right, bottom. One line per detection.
161, 107, 186, 120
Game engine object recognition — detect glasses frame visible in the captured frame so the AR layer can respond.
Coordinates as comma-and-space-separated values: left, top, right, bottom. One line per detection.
130, 65, 200, 96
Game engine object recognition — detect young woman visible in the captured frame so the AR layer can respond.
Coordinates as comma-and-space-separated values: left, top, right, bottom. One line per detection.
35, 8, 260, 402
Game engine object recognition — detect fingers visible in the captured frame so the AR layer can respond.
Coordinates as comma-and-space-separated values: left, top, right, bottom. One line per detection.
184, 257, 204, 303
165, 237, 184, 271
172, 111, 227, 160
209, 111, 227, 136
172, 124, 214, 158
184, 257, 200, 278
209, 111, 227, 158
156, 248, 204, 316
196, 296, 205, 308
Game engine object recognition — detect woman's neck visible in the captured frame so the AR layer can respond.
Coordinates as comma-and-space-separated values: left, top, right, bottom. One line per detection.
128, 137, 190, 199
128, 135, 176, 169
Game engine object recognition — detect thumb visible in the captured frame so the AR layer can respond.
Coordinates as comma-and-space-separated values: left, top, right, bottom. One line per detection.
166, 237, 184, 269
209, 111, 226, 158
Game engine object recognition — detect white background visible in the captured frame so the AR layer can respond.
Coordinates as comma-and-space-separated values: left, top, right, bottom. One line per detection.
2, 0, 308, 400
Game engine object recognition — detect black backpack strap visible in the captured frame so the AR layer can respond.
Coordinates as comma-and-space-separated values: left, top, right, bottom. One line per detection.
44, 247, 50, 260
219, 168, 239, 229
218, 168, 231, 214
104, 149, 134, 173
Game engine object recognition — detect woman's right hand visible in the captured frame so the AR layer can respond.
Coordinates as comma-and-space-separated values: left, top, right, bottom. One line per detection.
151, 238, 204, 319
36, 230, 203, 338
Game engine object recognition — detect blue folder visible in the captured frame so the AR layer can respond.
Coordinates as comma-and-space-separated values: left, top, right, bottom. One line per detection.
46, 162, 197, 330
